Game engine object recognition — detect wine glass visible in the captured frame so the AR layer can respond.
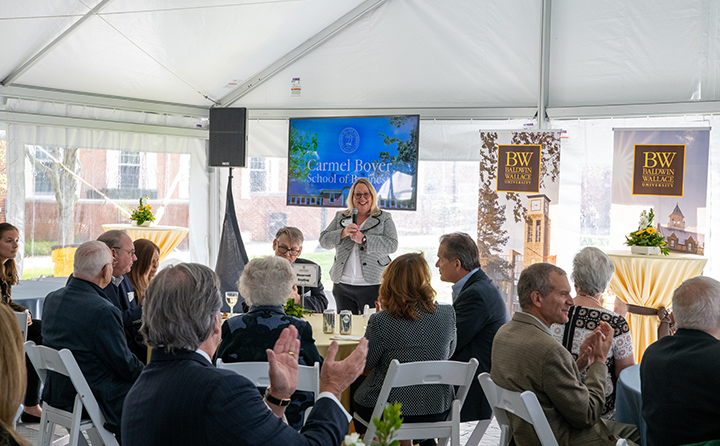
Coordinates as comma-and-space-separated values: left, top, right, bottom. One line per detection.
225, 291, 239, 315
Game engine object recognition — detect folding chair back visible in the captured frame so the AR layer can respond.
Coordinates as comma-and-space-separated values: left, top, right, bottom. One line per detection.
216, 360, 321, 423
15, 310, 29, 341
478, 372, 558, 446
24, 341, 119, 446
357, 358, 478, 446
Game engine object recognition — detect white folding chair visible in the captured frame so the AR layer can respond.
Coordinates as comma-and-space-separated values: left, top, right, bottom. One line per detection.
15, 310, 29, 341
477, 372, 558, 446
216, 360, 321, 424
354, 358, 478, 446
24, 341, 119, 446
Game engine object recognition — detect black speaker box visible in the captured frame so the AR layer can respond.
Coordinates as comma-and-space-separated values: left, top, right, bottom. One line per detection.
209, 107, 248, 167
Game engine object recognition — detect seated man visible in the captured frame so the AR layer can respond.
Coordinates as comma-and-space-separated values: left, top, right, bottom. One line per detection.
273, 226, 328, 312
121, 262, 368, 446
641, 276, 720, 446
42, 241, 144, 438
491, 263, 639, 445
97, 230, 145, 361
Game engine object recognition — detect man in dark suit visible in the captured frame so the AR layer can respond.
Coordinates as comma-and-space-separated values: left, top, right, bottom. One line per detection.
436, 232, 507, 422
121, 262, 368, 446
641, 276, 720, 446
273, 226, 328, 312
42, 241, 144, 439
97, 230, 145, 360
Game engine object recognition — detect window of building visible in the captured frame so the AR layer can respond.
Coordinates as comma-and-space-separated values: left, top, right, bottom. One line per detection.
535, 220, 541, 243
119, 151, 141, 189
527, 220, 533, 243
670, 239, 675, 248
249, 157, 267, 192
688, 241, 693, 251
32, 146, 54, 195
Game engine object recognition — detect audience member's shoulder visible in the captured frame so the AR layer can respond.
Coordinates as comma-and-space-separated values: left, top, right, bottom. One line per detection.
436, 303, 456, 318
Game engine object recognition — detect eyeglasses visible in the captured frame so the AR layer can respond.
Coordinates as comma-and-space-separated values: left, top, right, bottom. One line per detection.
354, 193, 371, 200
276, 244, 301, 256
113, 247, 136, 256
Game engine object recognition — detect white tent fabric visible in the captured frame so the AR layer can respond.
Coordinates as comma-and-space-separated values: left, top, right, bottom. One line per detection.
2, 0, 720, 277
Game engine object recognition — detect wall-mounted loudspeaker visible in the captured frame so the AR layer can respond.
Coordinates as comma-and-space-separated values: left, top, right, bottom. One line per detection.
208, 107, 248, 167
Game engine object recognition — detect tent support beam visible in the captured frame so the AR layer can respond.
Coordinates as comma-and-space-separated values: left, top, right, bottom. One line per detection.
537, 0, 552, 129
246, 107, 536, 120
216, 0, 388, 107
2, 0, 115, 87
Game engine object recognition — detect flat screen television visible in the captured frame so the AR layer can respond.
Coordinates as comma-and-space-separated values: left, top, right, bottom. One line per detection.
287, 115, 419, 210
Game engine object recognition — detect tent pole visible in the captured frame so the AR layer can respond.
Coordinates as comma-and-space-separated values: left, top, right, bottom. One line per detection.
538, 0, 552, 129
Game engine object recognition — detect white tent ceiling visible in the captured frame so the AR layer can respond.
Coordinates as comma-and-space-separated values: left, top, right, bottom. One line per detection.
3, 0, 720, 120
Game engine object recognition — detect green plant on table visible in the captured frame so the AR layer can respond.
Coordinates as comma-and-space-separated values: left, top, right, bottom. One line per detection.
345, 402, 403, 446
284, 298, 312, 318
624, 208, 669, 255
129, 195, 155, 225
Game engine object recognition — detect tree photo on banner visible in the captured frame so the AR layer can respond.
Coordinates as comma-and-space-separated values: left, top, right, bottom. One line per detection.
478, 130, 561, 312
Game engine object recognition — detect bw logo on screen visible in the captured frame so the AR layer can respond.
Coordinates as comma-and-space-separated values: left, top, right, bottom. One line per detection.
339, 128, 360, 154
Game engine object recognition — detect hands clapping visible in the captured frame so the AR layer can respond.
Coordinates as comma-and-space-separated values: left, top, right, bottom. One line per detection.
575, 321, 614, 372
341, 224, 365, 244
266, 325, 300, 400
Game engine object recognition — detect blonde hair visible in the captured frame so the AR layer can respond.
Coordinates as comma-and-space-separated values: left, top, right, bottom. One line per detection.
0, 305, 31, 446
343, 178, 381, 217
129, 239, 160, 304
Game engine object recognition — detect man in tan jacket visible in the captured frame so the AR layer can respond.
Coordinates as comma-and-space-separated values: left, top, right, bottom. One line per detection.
491, 263, 639, 445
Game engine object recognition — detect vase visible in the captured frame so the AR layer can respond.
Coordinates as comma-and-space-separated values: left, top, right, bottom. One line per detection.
131, 220, 151, 227
631, 246, 661, 255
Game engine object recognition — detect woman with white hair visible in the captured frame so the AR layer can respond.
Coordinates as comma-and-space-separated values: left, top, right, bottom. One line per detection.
217, 256, 323, 430
550, 247, 635, 420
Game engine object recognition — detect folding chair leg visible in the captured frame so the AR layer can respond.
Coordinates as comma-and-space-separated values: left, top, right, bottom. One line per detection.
463, 418, 492, 446
86, 428, 103, 445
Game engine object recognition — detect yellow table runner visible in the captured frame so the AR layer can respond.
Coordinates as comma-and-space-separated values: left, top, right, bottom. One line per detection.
102, 224, 189, 261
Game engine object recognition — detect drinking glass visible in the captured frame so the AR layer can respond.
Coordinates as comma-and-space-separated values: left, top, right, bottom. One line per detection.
225, 291, 239, 315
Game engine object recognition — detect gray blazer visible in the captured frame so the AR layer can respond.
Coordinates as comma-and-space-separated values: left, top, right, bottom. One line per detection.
319, 210, 398, 284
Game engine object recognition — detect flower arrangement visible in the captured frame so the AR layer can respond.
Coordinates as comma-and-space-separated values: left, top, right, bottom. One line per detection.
129, 195, 155, 226
284, 298, 312, 318
345, 402, 403, 446
625, 208, 669, 255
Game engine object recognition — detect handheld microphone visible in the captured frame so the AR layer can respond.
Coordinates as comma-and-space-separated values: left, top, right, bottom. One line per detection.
352, 208, 358, 225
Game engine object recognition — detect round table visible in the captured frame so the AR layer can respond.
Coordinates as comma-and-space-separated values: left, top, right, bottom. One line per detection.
606, 250, 707, 362
102, 224, 189, 261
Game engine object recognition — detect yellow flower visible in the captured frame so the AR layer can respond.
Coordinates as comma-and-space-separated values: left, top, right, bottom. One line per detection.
646, 226, 656, 234
147, 205, 152, 209
635, 229, 646, 236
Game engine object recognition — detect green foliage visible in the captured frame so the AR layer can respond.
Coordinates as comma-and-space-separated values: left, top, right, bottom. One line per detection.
345, 402, 403, 446
24, 240, 56, 256
284, 298, 312, 318
288, 127, 319, 182
624, 208, 669, 255
22, 266, 54, 280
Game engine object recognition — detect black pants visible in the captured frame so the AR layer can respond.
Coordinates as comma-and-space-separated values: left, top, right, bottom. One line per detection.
332, 283, 380, 315
25, 319, 42, 406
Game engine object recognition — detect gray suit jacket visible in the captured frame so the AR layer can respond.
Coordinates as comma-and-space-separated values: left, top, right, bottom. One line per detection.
319, 210, 398, 284
491, 312, 616, 446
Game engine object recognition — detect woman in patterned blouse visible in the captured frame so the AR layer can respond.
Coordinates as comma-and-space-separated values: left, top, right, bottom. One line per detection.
353, 253, 456, 446
550, 247, 635, 420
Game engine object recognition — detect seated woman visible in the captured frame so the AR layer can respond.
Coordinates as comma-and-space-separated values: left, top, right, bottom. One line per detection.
353, 253, 456, 446
217, 256, 323, 430
0, 304, 32, 445
551, 247, 635, 420
128, 239, 160, 305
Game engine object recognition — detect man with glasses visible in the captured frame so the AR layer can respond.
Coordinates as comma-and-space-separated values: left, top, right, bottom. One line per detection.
97, 229, 145, 361
272, 226, 328, 312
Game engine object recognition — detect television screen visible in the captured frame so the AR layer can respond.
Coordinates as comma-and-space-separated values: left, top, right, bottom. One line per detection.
287, 115, 419, 210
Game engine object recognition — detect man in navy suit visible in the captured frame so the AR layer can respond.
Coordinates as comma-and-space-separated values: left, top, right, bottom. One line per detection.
97, 230, 145, 361
121, 263, 368, 446
436, 232, 508, 422
42, 241, 144, 439
642, 276, 720, 446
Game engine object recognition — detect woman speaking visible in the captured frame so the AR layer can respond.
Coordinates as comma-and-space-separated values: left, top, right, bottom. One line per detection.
319, 178, 398, 314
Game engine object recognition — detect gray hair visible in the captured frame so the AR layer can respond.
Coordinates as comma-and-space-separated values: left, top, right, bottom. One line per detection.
517, 263, 567, 310
73, 241, 112, 279
275, 226, 304, 245
238, 256, 294, 307
571, 247, 615, 295
97, 229, 128, 249
673, 276, 720, 332
141, 263, 222, 353
439, 232, 481, 272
